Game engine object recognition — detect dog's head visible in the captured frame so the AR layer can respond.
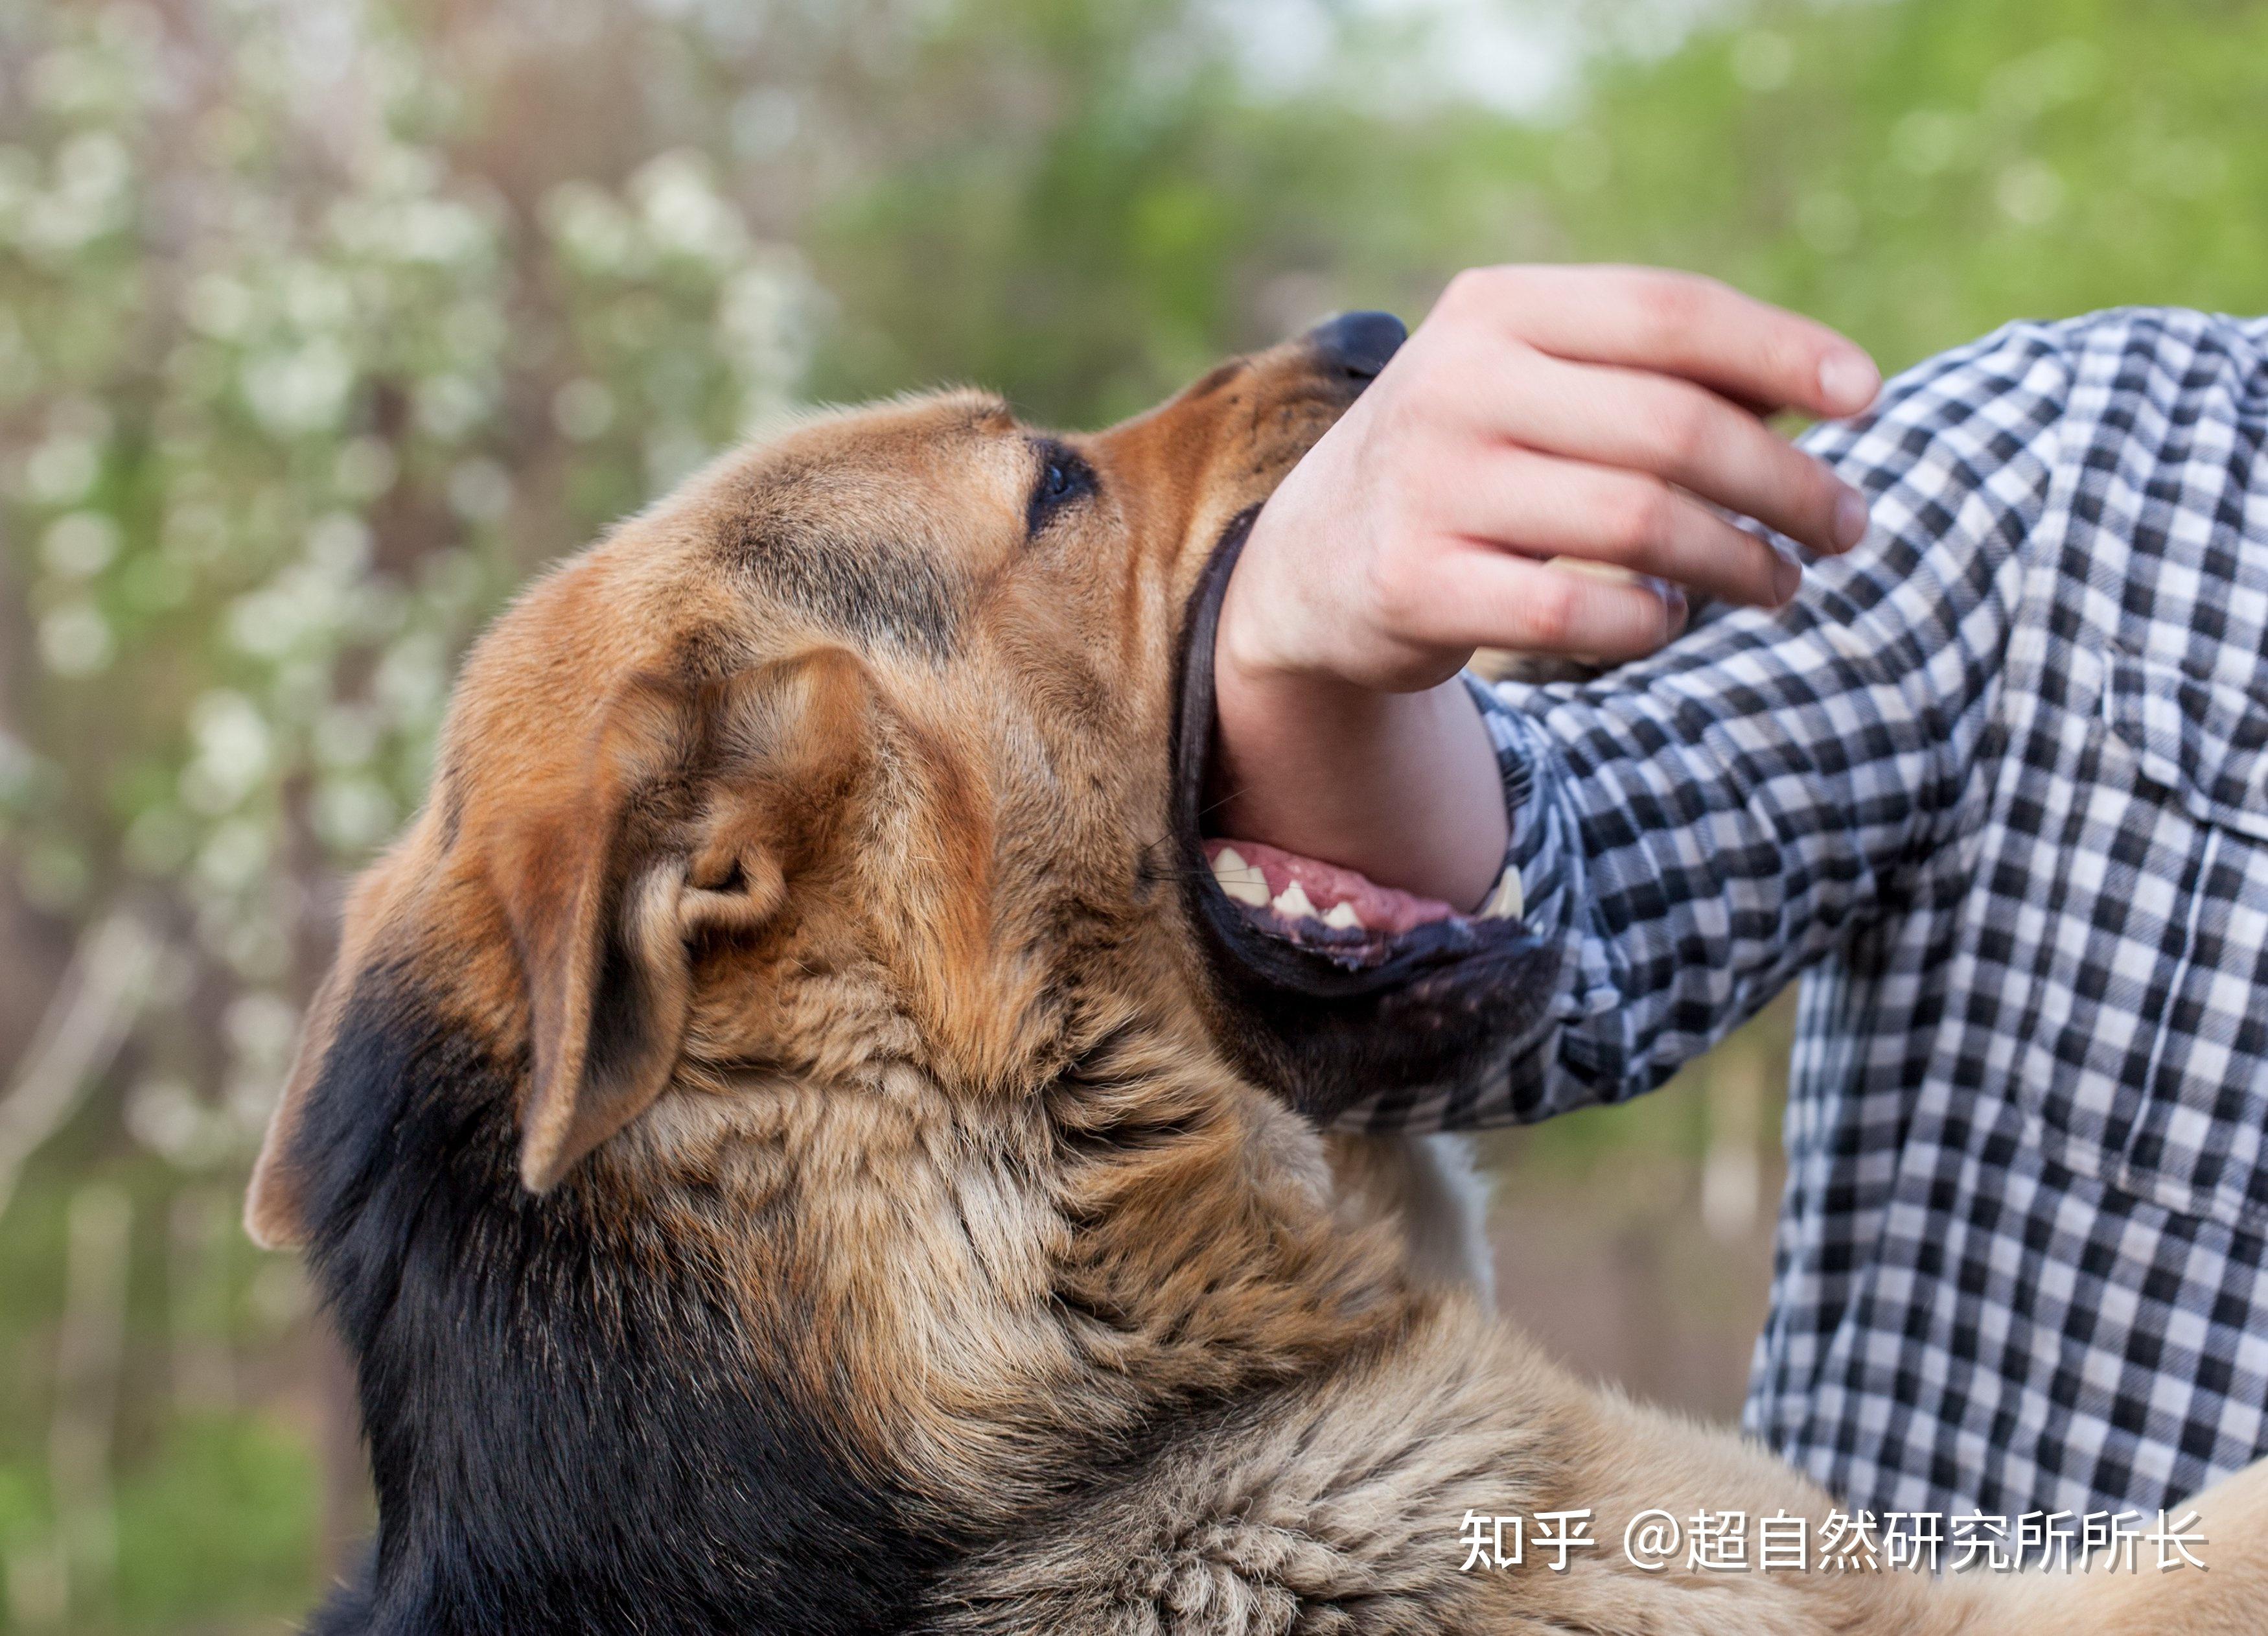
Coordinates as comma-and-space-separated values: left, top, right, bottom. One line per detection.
248, 312, 1553, 1248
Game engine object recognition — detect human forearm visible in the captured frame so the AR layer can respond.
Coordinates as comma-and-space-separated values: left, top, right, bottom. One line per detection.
1210, 661, 1506, 913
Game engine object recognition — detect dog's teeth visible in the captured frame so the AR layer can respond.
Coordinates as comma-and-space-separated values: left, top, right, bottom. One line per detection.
1322, 901, 1363, 930
1478, 866, 1524, 922
1210, 847, 1271, 907
1270, 881, 1320, 922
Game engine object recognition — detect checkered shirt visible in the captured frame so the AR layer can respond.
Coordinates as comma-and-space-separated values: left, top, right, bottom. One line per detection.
1354, 308, 2268, 1521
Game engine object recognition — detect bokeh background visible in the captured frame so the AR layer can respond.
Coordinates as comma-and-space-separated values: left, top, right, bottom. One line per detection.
1, 0, 2263, 1626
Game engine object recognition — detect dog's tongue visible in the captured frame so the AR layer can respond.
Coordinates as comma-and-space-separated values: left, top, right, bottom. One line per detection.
1202, 837, 1460, 936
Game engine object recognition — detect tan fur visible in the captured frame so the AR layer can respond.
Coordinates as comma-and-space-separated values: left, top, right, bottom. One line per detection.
252, 341, 2268, 1632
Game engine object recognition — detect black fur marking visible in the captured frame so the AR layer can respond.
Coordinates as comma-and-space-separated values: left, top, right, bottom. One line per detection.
1169, 515, 1564, 1125
726, 513, 960, 659
287, 966, 955, 1634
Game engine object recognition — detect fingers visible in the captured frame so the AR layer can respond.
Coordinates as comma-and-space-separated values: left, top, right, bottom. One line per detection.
1475, 345, 1869, 556
1435, 264, 1882, 421
1406, 545, 1686, 663
1436, 447, 1798, 609
1224, 264, 1879, 690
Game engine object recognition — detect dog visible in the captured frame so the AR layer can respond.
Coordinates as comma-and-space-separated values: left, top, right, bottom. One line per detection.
246, 314, 2268, 1633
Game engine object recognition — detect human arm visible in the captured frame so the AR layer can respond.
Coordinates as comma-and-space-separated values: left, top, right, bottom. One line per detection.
1350, 324, 2072, 1124
1212, 264, 1884, 913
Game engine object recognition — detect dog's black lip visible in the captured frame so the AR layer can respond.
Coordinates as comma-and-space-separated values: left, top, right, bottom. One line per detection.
1168, 509, 1562, 1121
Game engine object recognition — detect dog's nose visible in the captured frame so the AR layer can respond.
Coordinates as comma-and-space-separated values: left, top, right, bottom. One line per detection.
1305, 310, 1406, 380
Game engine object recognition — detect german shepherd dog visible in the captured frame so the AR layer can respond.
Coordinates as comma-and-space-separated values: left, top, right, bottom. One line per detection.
248, 315, 2268, 1633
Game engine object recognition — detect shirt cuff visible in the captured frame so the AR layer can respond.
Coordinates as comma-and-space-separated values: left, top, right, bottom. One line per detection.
1460, 671, 1619, 1027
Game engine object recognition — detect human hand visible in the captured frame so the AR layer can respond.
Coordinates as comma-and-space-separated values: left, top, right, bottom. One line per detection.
1210, 267, 1881, 910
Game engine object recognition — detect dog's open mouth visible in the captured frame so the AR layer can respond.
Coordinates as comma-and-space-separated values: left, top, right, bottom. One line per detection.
1170, 509, 1536, 984
1201, 836, 1522, 952
1167, 508, 1559, 1121
1170, 508, 1542, 986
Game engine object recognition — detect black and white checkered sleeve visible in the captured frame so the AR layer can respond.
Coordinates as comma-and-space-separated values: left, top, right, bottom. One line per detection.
1349, 323, 2079, 1130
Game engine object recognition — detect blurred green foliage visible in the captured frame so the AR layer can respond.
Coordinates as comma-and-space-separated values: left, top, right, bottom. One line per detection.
805, 0, 2268, 427
1468, 0, 2268, 378
0, 0, 2262, 1628
800, 0, 1464, 423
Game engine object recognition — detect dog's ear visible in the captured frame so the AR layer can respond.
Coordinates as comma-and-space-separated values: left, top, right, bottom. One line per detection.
509, 653, 878, 1194
244, 652, 866, 1236
505, 673, 785, 1194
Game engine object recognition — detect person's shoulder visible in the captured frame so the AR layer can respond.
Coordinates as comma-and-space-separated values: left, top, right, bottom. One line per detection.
1905, 316, 2074, 389
1806, 321, 2075, 475
1882, 307, 2265, 399
2031, 305, 2268, 386
1850, 307, 2264, 452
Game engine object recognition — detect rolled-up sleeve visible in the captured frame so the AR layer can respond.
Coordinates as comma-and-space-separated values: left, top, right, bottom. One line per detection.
1344, 321, 2075, 1129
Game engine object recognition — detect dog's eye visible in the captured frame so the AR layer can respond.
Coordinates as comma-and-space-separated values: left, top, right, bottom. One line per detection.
1026, 441, 1096, 537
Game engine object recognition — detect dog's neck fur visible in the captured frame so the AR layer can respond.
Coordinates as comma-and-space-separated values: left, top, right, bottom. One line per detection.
296, 970, 1428, 1635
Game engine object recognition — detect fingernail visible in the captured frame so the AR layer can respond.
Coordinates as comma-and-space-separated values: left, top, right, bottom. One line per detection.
1833, 487, 1871, 550
1772, 550, 1803, 603
1818, 349, 1880, 413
